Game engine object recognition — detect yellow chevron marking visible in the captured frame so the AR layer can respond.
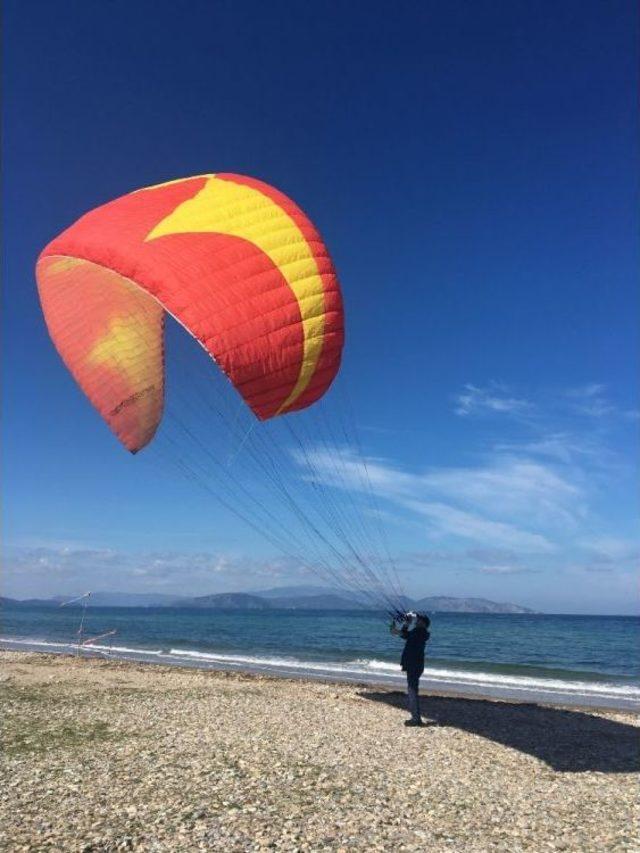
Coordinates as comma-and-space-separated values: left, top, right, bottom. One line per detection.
145, 175, 325, 414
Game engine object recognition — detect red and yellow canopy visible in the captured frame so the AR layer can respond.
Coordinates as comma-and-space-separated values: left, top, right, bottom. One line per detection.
36, 174, 344, 452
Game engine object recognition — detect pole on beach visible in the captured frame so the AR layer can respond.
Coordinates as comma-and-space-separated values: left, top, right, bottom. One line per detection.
59, 592, 92, 657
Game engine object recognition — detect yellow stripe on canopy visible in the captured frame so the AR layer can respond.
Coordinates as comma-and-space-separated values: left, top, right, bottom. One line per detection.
145, 175, 325, 413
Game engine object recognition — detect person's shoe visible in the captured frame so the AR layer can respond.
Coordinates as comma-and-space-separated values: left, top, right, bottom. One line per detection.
404, 718, 425, 727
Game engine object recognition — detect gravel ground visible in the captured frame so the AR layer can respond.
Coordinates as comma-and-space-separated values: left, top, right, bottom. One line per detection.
1, 651, 638, 852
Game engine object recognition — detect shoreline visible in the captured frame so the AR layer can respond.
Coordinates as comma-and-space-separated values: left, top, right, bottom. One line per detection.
2, 649, 638, 851
2, 638, 638, 713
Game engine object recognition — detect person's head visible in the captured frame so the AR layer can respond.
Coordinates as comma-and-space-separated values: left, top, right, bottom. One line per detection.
400, 611, 430, 631
416, 613, 430, 629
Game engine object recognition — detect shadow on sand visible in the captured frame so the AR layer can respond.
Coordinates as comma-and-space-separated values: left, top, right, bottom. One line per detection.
359, 690, 639, 773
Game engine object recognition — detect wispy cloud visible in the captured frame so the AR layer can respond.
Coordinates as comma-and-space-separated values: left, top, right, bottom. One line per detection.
478, 565, 537, 575
563, 383, 640, 423
454, 380, 637, 427
297, 447, 580, 553
404, 500, 555, 552
565, 383, 616, 418
465, 547, 520, 565
566, 383, 607, 399
2, 546, 304, 599
495, 432, 595, 463
579, 536, 640, 565
8, 379, 636, 611
453, 383, 533, 417
398, 548, 538, 578
464, 548, 539, 574
419, 458, 583, 527
295, 372, 639, 589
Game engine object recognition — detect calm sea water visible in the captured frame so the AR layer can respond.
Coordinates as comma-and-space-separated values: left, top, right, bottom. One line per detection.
2, 606, 639, 710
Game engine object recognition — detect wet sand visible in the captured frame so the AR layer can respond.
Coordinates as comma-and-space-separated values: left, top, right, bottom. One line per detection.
1, 651, 638, 851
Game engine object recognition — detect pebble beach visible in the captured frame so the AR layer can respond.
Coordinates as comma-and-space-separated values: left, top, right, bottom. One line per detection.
1, 650, 638, 852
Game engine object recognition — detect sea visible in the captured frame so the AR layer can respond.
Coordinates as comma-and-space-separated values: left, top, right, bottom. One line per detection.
1, 606, 639, 712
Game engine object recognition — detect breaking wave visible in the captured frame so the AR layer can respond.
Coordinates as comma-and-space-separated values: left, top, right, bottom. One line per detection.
3, 636, 639, 708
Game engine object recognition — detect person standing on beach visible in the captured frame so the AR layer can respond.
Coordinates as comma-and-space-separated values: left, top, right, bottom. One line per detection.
390, 613, 430, 727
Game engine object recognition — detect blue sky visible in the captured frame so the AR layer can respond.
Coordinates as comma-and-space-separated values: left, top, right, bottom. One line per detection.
3, 0, 638, 613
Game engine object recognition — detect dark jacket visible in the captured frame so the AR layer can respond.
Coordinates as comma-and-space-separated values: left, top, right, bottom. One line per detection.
400, 625, 429, 673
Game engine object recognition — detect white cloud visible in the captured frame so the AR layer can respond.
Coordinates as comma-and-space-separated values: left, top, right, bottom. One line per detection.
478, 565, 535, 575
579, 536, 640, 563
8, 380, 635, 611
404, 500, 555, 552
2, 546, 304, 599
301, 449, 583, 524
566, 383, 607, 399
454, 380, 636, 426
564, 383, 618, 418
453, 383, 533, 417
298, 447, 576, 553
419, 458, 583, 527
494, 432, 604, 465
464, 547, 520, 565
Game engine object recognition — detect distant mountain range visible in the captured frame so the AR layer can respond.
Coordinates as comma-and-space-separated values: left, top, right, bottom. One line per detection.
1, 587, 535, 614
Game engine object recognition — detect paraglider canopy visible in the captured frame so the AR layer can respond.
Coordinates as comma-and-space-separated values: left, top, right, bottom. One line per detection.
36, 174, 406, 615
36, 174, 344, 452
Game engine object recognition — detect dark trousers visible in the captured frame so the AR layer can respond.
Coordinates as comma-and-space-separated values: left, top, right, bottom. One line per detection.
406, 668, 423, 721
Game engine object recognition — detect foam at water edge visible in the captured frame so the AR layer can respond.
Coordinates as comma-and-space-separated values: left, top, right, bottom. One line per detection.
165, 648, 640, 698
0, 637, 164, 656
3, 637, 638, 701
